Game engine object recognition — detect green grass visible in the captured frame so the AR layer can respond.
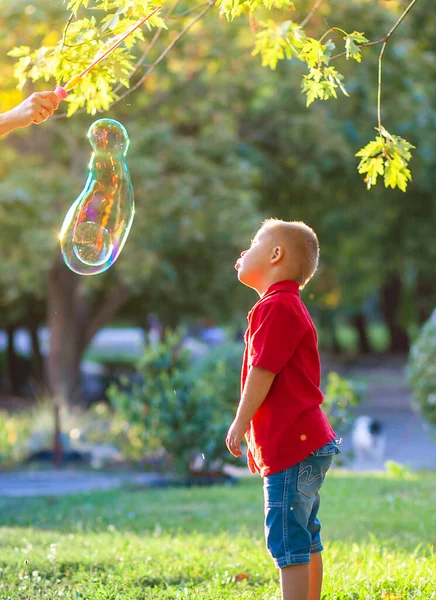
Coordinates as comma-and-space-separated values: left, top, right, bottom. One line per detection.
0, 470, 435, 599
334, 322, 390, 354
83, 348, 140, 367
316, 323, 384, 355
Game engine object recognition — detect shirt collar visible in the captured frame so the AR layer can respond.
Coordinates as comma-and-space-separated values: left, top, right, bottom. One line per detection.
247, 280, 300, 320
262, 280, 300, 298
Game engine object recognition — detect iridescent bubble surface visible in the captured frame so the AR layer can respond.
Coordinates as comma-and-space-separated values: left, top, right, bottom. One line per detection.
73, 222, 113, 266
60, 118, 135, 275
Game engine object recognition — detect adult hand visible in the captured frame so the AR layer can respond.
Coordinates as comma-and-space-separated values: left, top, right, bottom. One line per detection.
12, 91, 60, 127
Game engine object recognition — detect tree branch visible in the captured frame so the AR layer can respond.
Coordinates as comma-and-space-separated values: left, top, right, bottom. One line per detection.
113, 0, 182, 96
60, 11, 75, 53
377, 40, 387, 131
52, 0, 216, 119
299, 0, 323, 29
331, 0, 418, 61
368, 0, 418, 45
170, 1, 212, 19
61, 31, 112, 50
111, 0, 217, 108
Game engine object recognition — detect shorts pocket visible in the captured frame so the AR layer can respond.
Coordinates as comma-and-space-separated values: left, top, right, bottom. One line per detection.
311, 440, 342, 457
296, 455, 333, 499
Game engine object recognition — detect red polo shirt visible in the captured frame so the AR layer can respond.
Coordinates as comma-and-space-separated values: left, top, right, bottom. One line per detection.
242, 280, 336, 477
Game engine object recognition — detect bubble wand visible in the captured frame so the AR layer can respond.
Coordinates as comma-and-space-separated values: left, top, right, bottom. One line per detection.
54, 6, 162, 100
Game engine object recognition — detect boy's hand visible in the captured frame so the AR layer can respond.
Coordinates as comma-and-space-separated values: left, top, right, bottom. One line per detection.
226, 417, 249, 457
11, 92, 60, 127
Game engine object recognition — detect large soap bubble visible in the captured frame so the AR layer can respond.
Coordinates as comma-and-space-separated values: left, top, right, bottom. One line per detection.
59, 118, 135, 275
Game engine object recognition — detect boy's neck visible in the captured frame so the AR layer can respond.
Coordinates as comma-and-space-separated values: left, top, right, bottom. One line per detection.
256, 272, 298, 297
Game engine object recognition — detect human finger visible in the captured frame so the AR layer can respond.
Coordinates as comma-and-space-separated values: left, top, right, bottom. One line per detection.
33, 112, 45, 125
35, 91, 60, 110
42, 91, 60, 110
29, 100, 49, 124
229, 437, 242, 457
36, 106, 51, 122
233, 442, 243, 457
39, 102, 55, 117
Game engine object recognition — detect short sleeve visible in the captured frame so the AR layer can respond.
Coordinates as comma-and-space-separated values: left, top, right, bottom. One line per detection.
249, 299, 308, 374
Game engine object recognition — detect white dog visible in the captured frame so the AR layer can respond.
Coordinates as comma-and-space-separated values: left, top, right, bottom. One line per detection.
351, 416, 386, 462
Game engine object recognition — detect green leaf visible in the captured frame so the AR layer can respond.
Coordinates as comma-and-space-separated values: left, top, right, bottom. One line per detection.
359, 156, 384, 189
238, 0, 294, 13
324, 66, 349, 97
262, 0, 295, 9
299, 38, 328, 69
355, 136, 384, 160
67, 0, 90, 16
344, 31, 368, 62
145, 14, 167, 30
252, 20, 302, 70
384, 153, 411, 192
220, 0, 242, 21
356, 128, 414, 191
301, 76, 324, 106
301, 65, 348, 106
348, 31, 369, 44
323, 39, 336, 58
323, 79, 337, 99
100, 12, 121, 33
7, 46, 31, 58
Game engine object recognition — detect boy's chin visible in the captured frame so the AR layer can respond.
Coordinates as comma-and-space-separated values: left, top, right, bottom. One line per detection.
237, 270, 256, 289
237, 269, 246, 283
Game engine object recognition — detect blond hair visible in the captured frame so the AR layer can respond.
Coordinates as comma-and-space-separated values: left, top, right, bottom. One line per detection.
261, 218, 319, 288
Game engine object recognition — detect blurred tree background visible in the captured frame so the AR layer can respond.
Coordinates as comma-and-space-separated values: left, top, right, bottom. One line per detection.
0, 0, 435, 410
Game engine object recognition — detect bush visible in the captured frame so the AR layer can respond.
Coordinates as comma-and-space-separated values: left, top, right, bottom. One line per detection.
0, 401, 147, 469
189, 341, 243, 413
0, 409, 32, 468
71, 402, 150, 463
322, 371, 362, 435
407, 317, 436, 429
108, 332, 241, 475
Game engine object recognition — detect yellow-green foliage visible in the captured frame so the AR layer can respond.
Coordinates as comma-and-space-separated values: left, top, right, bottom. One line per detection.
7, 0, 417, 191
356, 127, 415, 192
8, 1, 165, 116
0, 409, 32, 467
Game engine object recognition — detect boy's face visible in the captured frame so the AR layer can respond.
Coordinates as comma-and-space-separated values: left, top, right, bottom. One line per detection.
235, 227, 274, 290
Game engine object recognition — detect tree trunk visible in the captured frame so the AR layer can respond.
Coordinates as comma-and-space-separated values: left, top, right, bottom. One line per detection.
53, 401, 63, 468
325, 311, 342, 355
47, 260, 82, 404
351, 313, 372, 354
6, 325, 21, 396
27, 301, 45, 390
380, 275, 409, 353
46, 259, 131, 406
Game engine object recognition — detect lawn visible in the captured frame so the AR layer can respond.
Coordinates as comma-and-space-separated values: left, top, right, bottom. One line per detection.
0, 469, 435, 599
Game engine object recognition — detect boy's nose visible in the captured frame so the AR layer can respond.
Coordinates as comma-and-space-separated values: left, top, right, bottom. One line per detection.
240, 250, 247, 257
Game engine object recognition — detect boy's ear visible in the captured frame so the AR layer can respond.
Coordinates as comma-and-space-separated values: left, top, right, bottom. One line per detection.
271, 245, 284, 264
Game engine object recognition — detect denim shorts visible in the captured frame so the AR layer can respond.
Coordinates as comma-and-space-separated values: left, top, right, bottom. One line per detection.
263, 439, 342, 568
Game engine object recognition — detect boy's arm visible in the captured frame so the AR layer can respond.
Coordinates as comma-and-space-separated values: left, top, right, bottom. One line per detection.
226, 365, 275, 457
0, 91, 60, 137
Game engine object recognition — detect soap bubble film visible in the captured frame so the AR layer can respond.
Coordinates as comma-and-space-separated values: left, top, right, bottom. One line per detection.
59, 118, 134, 275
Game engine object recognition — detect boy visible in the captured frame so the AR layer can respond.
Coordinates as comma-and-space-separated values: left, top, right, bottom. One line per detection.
226, 218, 341, 600
0, 91, 60, 137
